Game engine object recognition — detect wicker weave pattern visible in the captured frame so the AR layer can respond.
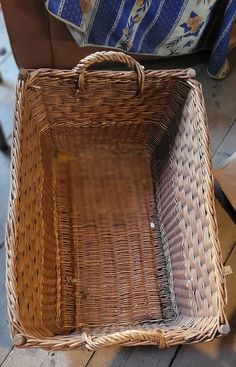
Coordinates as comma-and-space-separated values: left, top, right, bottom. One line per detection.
6, 51, 228, 350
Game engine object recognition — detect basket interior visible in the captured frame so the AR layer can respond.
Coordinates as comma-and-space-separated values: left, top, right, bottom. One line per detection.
12, 71, 221, 339
40, 123, 175, 333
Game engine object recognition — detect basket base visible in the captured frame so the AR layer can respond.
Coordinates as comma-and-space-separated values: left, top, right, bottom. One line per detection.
52, 146, 170, 331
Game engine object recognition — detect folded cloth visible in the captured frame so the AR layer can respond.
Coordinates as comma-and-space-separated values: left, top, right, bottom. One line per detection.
46, 0, 236, 78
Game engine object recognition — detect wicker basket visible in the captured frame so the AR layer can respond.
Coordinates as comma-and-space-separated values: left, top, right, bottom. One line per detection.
6, 51, 228, 351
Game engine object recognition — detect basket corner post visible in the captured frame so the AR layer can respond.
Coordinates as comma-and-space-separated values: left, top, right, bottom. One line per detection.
12, 334, 27, 347
218, 324, 230, 336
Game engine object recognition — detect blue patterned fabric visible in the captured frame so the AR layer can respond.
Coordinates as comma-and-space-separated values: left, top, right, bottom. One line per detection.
46, 0, 236, 78
208, 0, 236, 76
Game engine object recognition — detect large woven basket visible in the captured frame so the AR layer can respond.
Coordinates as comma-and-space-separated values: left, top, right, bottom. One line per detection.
6, 51, 228, 351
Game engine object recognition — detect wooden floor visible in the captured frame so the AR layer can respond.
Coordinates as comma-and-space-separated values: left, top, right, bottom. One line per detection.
0, 11, 235, 367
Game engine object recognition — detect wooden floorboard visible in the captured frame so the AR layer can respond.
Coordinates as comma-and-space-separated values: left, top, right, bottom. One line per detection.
86, 347, 121, 367
110, 345, 177, 367
198, 70, 236, 156
39, 350, 94, 367
215, 200, 236, 262
213, 120, 236, 168
1, 348, 94, 367
0, 230, 12, 365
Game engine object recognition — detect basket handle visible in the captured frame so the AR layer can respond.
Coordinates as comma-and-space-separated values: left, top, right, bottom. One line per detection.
73, 51, 145, 94
83, 329, 168, 350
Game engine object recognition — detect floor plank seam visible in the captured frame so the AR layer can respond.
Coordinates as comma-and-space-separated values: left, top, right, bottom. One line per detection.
84, 351, 96, 367
195, 64, 206, 81
224, 240, 236, 265
110, 347, 133, 367
167, 345, 181, 367
0, 346, 14, 366
212, 119, 236, 157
